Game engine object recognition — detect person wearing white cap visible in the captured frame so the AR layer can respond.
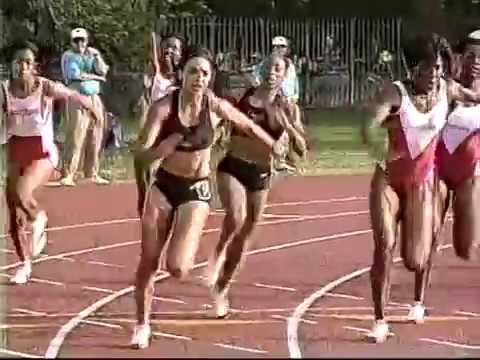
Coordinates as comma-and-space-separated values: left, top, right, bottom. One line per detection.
250, 36, 300, 103
436, 29, 480, 262
59, 27, 110, 186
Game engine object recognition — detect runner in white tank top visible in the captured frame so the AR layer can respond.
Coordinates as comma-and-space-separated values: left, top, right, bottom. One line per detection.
361, 32, 480, 344
1, 42, 103, 284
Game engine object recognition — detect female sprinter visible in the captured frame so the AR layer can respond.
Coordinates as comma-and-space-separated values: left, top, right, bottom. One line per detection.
362, 32, 480, 343
205, 52, 307, 318
130, 45, 284, 349
134, 33, 186, 217
0, 41, 102, 284
437, 29, 480, 260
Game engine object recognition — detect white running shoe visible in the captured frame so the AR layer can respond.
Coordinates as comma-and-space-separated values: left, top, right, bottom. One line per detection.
366, 320, 391, 343
10, 261, 32, 284
209, 288, 230, 319
60, 175, 76, 187
32, 211, 48, 258
407, 302, 426, 324
90, 174, 110, 185
130, 324, 151, 349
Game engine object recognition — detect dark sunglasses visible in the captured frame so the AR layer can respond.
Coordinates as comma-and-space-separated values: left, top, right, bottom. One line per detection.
72, 37, 87, 43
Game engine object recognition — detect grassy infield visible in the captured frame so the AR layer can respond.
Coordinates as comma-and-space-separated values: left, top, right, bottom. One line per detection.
0, 108, 375, 184
98, 108, 374, 181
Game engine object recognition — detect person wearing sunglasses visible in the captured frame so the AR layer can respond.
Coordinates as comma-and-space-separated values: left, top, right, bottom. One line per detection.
60, 27, 110, 186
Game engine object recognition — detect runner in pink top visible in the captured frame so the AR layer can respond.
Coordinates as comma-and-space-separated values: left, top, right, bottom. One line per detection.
1, 42, 102, 284
361, 32, 480, 343
437, 29, 480, 260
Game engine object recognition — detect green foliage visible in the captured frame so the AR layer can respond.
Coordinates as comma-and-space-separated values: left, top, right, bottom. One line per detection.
1, 0, 210, 71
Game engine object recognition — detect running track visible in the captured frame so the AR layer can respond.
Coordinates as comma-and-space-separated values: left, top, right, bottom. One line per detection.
1, 175, 479, 358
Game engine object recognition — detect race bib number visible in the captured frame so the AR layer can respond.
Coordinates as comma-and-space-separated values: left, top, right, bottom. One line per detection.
191, 180, 211, 201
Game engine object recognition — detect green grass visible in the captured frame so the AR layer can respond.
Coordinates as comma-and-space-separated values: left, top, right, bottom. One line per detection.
0, 108, 376, 184
299, 108, 375, 175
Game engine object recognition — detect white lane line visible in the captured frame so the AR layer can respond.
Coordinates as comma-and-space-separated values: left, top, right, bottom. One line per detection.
10, 308, 121, 330
419, 338, 480, 350
325, 292, 364, 301
262, 213, 303, 219
0, 241, 140, 272
82, 286, 114, 294
13, 308, 47, 316
82, 286, 186, 305
213, 342, 268, 354
343, 325, 395, 337
81, 319, 122, 329
253, 283, 297, 292
49, 256, 76, 263
2, 209, 368, 273
287, 243, 453, 358
0, 218, 139, 239
0, 196, 366, 239
86, 261, 125, 269
153, 332, 193, 341
387, 301, 411, 308
272, 314, 317, 325
0, 273, 64, 287
0, 348, 42, 358
265, 196, 367, 208
456, 310, 480, 317
45, 227, 372, 358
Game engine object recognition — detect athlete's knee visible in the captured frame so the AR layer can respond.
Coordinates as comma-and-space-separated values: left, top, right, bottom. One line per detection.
403, 252, 429, 272
166, 260, 191, 280
224, 207, 246, 234
140, 206, 159, 230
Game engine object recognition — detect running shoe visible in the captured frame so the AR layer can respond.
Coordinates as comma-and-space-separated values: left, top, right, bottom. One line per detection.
60, 175, 76, 187
407, 302, 426, 324
366, 320, 391, 343
131, 323, 151, 349
32, 211, 48, 258
10, 261, 32, 284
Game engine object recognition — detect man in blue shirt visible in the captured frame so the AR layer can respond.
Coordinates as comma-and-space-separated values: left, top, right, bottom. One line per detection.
252, 36, 300, 103
60, 27, 110, 186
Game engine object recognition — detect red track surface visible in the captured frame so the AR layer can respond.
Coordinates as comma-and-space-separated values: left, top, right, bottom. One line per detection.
2, 175, 479, 358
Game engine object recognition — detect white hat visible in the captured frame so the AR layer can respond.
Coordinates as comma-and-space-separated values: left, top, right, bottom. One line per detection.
272, 36, 288, 46
71, 28, 88, 39
467, 30, 480, 40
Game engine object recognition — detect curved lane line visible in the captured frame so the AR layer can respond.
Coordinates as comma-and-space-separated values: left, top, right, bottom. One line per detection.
287, 244, 453, 358
45, 229, 371, 358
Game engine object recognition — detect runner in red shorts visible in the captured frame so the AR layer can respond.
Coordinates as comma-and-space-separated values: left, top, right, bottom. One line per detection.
1, 41, 102, 284
437, 29, 480, 260
362, 32, 480, 343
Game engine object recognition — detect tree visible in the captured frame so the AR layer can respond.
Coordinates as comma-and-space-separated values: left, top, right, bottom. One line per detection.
0, 0, 211, 71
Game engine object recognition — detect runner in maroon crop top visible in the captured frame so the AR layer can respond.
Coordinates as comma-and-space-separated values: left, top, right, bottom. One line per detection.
204, 53, 307, 319
361, 32, 480, 343
130, 45, 285, 349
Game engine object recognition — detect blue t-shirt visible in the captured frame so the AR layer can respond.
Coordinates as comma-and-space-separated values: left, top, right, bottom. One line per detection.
61, 50, 101, 95
253, 59, 299, 102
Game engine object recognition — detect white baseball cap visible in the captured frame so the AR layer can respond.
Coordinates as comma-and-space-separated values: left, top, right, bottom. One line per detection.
272, 36, 288, 47
467, 29, 480, 40
71, 28, 88, 39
